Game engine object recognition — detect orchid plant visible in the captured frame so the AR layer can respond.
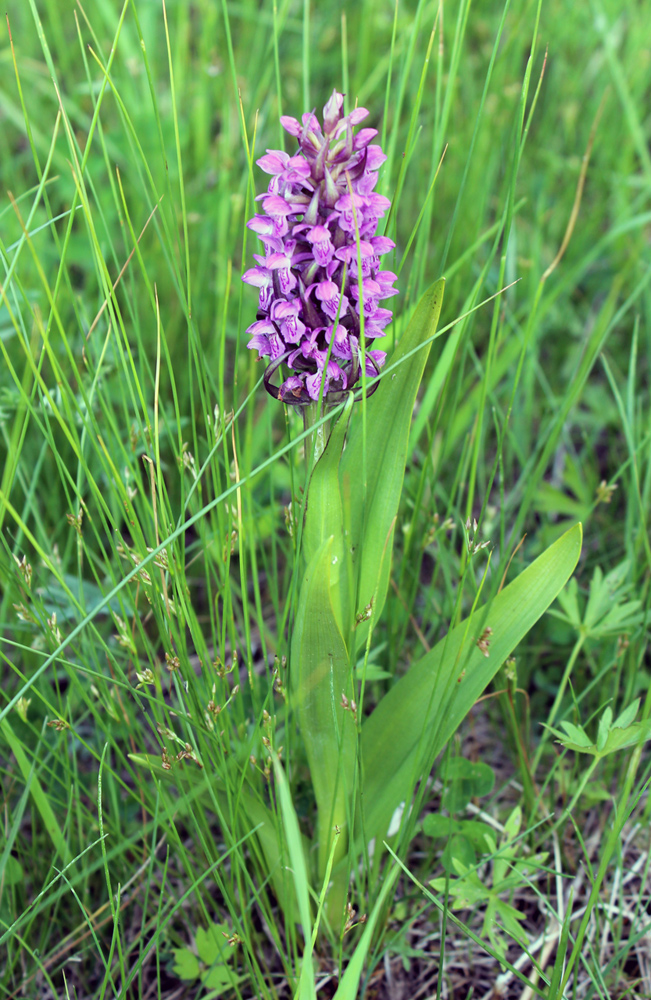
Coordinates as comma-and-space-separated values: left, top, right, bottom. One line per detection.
236, 90, 583, 968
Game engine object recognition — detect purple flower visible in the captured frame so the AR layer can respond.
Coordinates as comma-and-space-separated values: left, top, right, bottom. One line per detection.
242, 89, 398, 404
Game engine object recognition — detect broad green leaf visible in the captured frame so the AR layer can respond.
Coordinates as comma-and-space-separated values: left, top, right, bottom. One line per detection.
502, 805, 522, 843
340, 279, 445, 646
554, 578, 581, 628
600, 722, 651, 754
43, 573, 134, 622
543, 726, 594, 753
584, 565, 606, 628
489, 899, 527, 945
430, 871, 487, 906
534, 482, 589, 520
556, 560, 645, 639
290, 537, 356, 880
494, 806, 522, 885
581, 781, 612, 804
302, 392, 354, 633
445, 834, 476, 873
360, 523, 582, 843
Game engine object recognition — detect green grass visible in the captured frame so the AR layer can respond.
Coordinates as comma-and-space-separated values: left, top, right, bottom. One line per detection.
1, 0, 650, 997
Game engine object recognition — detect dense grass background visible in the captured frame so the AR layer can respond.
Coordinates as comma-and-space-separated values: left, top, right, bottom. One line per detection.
1, 0, 650, 996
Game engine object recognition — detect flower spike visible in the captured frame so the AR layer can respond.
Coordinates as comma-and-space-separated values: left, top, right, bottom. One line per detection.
243, 89, 397, 405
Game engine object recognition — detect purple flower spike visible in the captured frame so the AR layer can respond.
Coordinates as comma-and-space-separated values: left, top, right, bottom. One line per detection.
243, 89, 397, 405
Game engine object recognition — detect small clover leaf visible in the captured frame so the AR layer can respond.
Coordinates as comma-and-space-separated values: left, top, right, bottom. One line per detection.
440, 757, 495, 813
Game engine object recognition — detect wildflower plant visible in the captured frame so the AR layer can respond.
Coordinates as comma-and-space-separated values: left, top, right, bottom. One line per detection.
240, 90, 583, 940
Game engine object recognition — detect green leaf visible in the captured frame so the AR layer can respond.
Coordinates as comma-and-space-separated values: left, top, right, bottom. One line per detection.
302, 392, 354, 633
560, 560, 646, 639
580, 780, 612, 804
173, 948, 200, 981
491, 898, 527, 942
430, 870, 487, 907
360, 523, 582, 843
583, 565, 606, 629
358, 664, 393, 682
613, 699, 639, 730
128, 754, 288, 904
43, 573, 134, 622
558, 721, 593, 747
422, 815, 494, 854
600, 721, 651, 755
502, 805, 522, 843
0, 855, 24, 887
546, 717, 651, 757
272, 756, 317, 1000
202, 965, 240, 993
340, 279, 445, 647
196, 924, 230, 966
332, 863, 400, 1000
443, 833, 476, 874
597, 707, 613, 751
440, 757, 495, 812
290, 537, 356, 881
554, 578, 581, 628
0, 719, 72, 866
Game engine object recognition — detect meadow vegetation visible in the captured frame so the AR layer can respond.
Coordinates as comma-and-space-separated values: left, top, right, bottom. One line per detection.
1, 0, 650, 997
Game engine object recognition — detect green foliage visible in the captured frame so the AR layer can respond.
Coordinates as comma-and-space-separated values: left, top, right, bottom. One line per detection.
172, 921, 242, 995
290, 535, 354, 892
1, 0, 650, 996
423, 762, 497, 874
430, 805, 549, 966
289, 280, 445, 907
361, 523, 582, 842
340, 279, 445, 647
438, 757, 495, 814
552, 561, 646, 639
301, 393, 354, 632
289, 288, 579, 926
545, 699, 651, 758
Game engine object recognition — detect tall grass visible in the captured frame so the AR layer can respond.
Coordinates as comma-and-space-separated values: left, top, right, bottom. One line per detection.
1, 0, 650, 996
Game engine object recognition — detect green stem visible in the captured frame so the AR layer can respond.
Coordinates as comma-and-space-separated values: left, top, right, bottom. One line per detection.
532, 634, 585, 773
